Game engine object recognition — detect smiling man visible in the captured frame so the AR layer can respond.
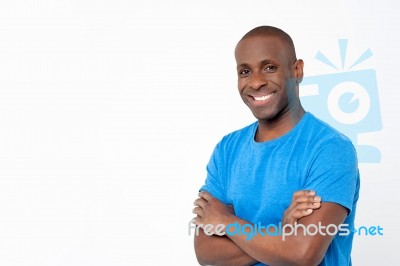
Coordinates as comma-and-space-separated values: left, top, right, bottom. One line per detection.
193, 26, 360, 266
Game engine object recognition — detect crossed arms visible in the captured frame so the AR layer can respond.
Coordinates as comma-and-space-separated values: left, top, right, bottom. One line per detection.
192, 190, 348, 266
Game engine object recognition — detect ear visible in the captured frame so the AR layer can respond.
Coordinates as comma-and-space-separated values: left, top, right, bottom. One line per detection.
293, 59, 304, 84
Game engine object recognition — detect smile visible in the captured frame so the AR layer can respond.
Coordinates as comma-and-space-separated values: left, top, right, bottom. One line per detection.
252, 93, 275, 101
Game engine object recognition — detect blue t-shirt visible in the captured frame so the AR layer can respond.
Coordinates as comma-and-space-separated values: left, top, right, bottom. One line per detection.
200, 112, 360, 266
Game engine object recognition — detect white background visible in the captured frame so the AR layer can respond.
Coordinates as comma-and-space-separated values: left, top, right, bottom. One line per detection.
0, 0, 398, 265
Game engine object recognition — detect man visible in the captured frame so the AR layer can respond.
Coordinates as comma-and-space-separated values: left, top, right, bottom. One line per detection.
192, 26, 360, 266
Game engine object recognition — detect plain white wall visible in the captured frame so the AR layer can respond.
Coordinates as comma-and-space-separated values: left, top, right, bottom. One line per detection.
0, 0, 398, 265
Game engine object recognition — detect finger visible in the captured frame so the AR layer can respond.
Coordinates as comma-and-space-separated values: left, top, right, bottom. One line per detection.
192, 207, 204, 217
308, 190, 316, 196
294, 202, 321, 211
193, 198, 208, 208
290, 208, 314, 219
313, 196, 321, 203
198, 191, 213, 201
294, 195, 321, 204
292, 190, 316, 199
303, 195, 321, 203
283, 208, 310, 225
284, 203, 319, 220
293, 210, 310, 219
292, 190, 316, 202
192, 217, 202, 226
282, 216, 296, 225
300, 208, 314, 217
285, 199, 319, 217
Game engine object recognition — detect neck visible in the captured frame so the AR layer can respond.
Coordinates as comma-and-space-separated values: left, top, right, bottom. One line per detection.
255, 103, 305, 142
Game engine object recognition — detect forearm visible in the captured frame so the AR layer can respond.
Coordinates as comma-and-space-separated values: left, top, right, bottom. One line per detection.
194, 228, 258, 266
223, 216, 322, 266
193, 192, 344, 266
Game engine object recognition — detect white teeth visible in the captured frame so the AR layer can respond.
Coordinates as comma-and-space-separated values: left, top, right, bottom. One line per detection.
254, 93, 274, 101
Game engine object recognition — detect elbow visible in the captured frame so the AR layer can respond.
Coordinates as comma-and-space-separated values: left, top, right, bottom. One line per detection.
196, 258, 211, 266
194, 237, 214, 266
195, 258, 206, 266
194, 242, 223, 266
195, 250, 217, 266
194, 236, 228, 266
194, 250, 209, 266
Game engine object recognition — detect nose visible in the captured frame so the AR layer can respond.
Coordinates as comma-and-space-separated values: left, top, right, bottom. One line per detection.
249, 72, 267, 90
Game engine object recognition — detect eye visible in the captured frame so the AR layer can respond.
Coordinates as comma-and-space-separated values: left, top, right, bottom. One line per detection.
264, 65, 277, 72
239, 69, 251, 76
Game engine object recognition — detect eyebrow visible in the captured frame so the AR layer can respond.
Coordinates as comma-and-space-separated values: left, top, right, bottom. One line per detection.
236, 59, 277, 70
236, 63, 250, 70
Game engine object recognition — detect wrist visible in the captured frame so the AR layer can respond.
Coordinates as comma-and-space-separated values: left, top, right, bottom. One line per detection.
221, 213, 240, 227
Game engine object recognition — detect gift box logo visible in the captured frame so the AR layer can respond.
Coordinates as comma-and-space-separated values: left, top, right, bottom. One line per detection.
300, 39, 382, 163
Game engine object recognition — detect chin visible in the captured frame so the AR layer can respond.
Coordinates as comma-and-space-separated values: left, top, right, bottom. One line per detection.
252, 110, 279, 121
245, 104, 273, 120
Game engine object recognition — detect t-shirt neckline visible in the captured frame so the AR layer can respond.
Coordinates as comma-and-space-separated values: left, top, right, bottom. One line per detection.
251, 112, 311, 147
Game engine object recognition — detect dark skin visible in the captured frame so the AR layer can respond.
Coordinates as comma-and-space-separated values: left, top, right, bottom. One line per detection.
193, 191, 322, 266
194, 192, 345, 266
236, 35, 305, 142
193, 34, 348, 266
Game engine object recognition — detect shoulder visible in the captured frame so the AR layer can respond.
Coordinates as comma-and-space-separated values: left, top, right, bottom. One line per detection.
301, 113, 357, 163
305, 113, 354, 146
299, 113, 357, 165
211, 122, 257, 155
219, 121, 257, 145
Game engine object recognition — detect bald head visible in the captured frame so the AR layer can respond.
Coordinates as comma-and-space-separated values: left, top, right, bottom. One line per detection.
237, 26, 297, 62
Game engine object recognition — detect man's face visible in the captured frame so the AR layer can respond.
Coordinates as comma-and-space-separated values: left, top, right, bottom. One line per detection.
235, 35, 302, 121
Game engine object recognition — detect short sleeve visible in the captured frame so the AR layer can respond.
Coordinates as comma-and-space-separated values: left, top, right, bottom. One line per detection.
199, 141, 227, 204
303, 137, 360, 214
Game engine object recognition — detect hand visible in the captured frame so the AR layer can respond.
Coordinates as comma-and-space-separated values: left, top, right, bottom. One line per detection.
192, 191, 235, 234
282, 190, 321, 225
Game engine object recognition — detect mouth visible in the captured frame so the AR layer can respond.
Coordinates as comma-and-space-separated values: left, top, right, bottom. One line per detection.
253, 93, 274, 101
250, 92, 276, 103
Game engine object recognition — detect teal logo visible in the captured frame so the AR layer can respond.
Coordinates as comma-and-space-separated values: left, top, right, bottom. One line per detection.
301, 40, 382, 163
